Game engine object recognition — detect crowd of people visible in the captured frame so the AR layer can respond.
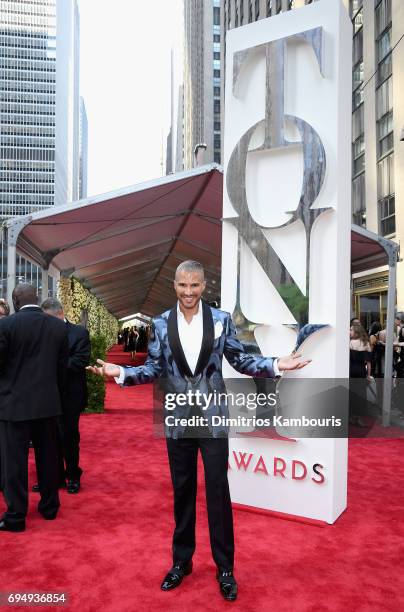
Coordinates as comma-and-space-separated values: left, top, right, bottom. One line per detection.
118, 325, 150, 360
349, 313, 404, 380
349, 313, 404, 426
0, 285, 90, 532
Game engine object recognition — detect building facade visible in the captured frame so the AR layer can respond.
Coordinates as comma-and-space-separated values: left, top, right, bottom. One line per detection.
350, 0, 404, 326
182, 0, 222, 169
221, 0, 404, 326
175, 84, 184, 171
0, 0, 81, 296
166, 49, 174, 175
79, 96, 88, 199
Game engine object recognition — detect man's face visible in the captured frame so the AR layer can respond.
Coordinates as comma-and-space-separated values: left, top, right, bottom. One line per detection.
174, 270, 206, 312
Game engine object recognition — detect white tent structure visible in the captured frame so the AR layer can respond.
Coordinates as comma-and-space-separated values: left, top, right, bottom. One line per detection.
3, 165, 400, 423
3, 164, 223, 318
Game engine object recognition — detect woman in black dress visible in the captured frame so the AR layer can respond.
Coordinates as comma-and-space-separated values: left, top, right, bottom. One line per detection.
369, 321, 382, 378
127, 326, 139, 361
350, 323, 372, 426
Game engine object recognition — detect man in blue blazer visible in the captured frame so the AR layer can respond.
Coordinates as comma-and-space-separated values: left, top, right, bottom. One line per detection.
88, 260, 309, 601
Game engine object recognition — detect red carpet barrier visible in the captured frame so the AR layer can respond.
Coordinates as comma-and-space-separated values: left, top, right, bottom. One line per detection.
1, 344, 403, 610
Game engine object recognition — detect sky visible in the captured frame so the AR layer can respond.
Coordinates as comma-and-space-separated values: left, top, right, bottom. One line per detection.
78, 0, 183, 198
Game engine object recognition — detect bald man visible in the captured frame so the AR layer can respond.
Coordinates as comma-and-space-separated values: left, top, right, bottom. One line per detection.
0, 284, 68, 532
88, 260, 310, 601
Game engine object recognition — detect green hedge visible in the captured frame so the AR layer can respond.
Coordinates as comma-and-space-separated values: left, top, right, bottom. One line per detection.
85, 334, 108, 413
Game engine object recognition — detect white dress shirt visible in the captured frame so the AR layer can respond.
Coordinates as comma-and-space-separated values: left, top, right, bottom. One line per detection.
176, 301, 203, 375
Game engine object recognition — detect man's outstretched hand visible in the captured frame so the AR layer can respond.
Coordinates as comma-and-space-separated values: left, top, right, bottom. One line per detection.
86, 359, 121, 378
277, 353, 311, 372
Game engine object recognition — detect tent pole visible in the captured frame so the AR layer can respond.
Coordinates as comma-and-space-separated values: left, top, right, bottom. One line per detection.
382, 248, 397, 426
41, 267, 49, 304
6, 237, 16, 311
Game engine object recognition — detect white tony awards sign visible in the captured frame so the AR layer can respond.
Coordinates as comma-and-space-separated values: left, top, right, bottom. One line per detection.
222, 0, 352, 523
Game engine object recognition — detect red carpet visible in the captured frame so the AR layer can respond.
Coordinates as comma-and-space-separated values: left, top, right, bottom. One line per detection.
1, 344, 404, 611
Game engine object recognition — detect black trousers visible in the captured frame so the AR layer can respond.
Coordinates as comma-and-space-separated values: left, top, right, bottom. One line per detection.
0, 417, 60, 526
58, 411, 82, 482
166, 436, 234, 572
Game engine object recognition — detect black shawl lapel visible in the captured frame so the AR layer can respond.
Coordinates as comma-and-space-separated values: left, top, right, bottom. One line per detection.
194, 301, 214, 377
167, 306, 194, 378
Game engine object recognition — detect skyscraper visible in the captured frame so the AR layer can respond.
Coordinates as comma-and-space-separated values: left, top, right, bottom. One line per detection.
79, 96, 88, 199
166, 49, 174, 175
0, 0, 81, 295
175, 84, 184, 171
181, 0, 222, 169
0, 0, 80, 216
221, 0, 404, 321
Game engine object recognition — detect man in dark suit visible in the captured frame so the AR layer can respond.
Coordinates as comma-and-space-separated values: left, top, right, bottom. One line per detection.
0, 284, 68, 532
41, 298, 91, 494
88, 260, 310, 601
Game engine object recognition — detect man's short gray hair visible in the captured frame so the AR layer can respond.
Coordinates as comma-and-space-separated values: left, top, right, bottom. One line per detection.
41, 297, 64, 314
395, 312, 404, 323
175, 260, 205, 280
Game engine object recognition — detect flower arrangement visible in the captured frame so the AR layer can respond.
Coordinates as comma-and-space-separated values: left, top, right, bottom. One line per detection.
58, 277, 118, 349
58, 277, 119, 413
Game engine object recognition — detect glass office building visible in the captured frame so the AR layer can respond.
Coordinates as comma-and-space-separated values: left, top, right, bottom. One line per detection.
0, 0, 58, 217
79, 96, 88, 199
0, 0, 81, 296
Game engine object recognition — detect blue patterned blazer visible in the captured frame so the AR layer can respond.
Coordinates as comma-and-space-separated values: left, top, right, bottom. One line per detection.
121, 300, 277, 438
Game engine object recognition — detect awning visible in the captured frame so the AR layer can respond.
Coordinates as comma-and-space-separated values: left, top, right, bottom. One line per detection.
351, 225, 398, 273
6, 169, 399, 323
5, 164, 223, 318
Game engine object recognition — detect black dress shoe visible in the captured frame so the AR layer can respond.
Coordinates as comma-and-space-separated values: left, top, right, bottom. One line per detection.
0, 519, 26, 532
66, 480, 80, 494
40, 512, 58, 520
217, 570, 238, 601
160, 561, 193, 591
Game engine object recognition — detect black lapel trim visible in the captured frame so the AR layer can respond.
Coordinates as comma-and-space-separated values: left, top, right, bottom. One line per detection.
194, 301, 214, 377
167, 306, 194, 378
